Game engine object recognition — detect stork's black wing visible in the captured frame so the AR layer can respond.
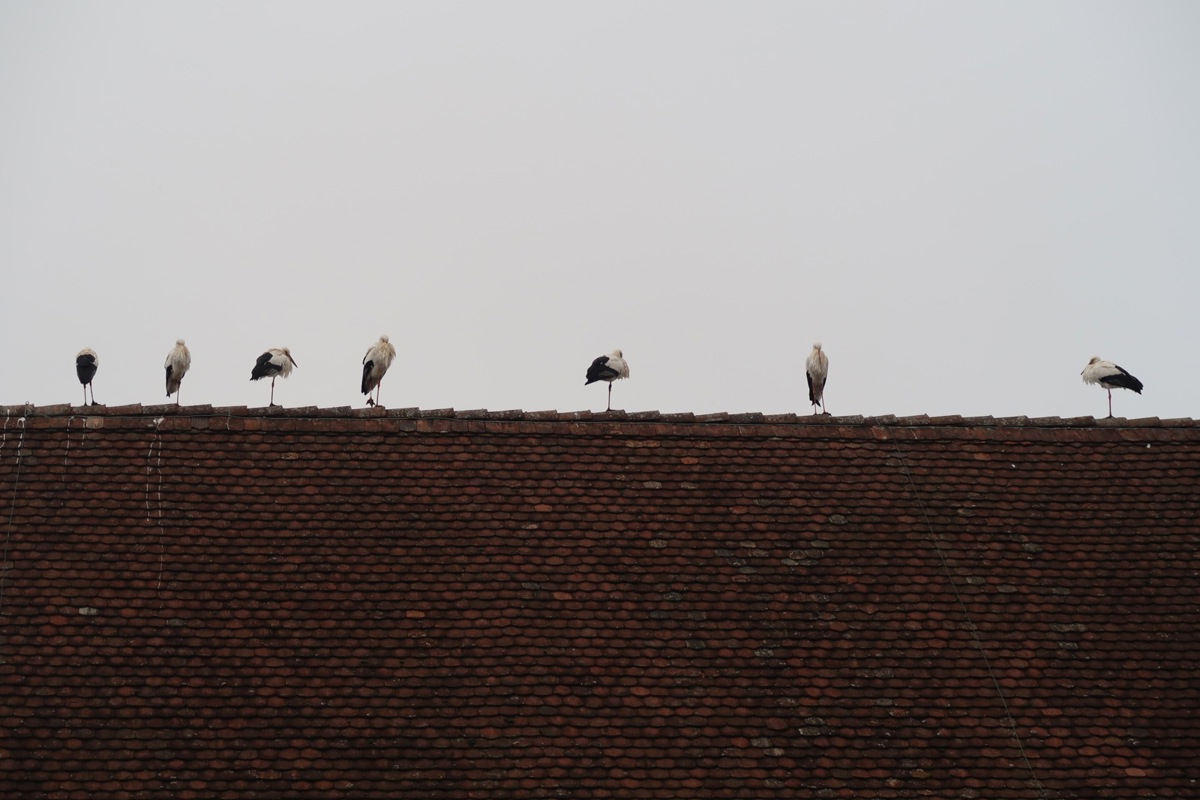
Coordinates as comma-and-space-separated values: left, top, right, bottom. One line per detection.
585, 356, 616, 385
1100, 365, 1144, 394
250, 352, 276, 381
76, 354, 98, 386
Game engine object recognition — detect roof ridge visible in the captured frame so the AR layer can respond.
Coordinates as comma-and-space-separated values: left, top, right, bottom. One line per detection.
2, 403, 1195, 427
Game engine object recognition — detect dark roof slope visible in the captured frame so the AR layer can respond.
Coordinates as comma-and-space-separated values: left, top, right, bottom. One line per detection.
2, 405, 1198, 799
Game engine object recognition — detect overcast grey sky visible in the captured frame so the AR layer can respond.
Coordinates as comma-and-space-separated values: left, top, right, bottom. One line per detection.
2, 1, 1198, 418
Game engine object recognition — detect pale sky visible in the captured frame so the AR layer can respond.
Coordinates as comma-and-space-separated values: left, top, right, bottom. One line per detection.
2, 2, 1198, 418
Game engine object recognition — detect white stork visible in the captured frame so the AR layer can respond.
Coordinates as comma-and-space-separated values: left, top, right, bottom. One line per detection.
805, 342, 829, 415
164, 339, 191, 404
75, 348, 98, 406
1081, 356, 1143, 418
361, 335, 396, 407
585, 349, 630, 411
250, 347, 298, 407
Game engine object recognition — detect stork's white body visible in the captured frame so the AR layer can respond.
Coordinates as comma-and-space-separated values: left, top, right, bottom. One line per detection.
361, 335, 397, 407
805, 342, 829, 415
584, 349, 630, 411
164, 339, 191, 403
250, 347, 298, 407
75, 348, 99, 406
1081, 356, 1143, 418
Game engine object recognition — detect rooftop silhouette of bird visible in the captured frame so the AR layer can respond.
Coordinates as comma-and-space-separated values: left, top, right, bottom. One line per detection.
165, 340, 191, 404
1081, 356, 1143, 418
251, 347, 297, 407
361, 335, 396, 407
75, 348, 98, 406
805, 342, 828, 415
585, 349, 630, 411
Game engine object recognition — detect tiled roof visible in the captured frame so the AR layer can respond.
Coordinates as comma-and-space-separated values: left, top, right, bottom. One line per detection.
1, 404, 1198, 799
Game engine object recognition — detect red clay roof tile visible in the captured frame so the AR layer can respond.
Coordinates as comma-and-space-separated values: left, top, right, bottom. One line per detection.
1, 405, 1198, 798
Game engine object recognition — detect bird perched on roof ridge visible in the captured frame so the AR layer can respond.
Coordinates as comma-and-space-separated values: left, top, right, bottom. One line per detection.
805, 342, 829, 415
361, 335, 396, 407
585, 349, 630, 411
250, 347, 298, 407
165, 339, 191, 404
1081, 356, 1143, 419
75, 348, 99, 406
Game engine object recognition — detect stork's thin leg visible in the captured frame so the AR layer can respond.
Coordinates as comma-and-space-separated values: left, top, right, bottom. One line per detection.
607, 382, 613, 411
1108, 388, 1113, 419
270, 376, 277, 407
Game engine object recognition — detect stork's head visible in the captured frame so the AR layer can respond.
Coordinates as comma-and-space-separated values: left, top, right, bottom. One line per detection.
380, 334, 390, 343
611, 349, 623, 358
812, 342, 823, 351
176, 339, 186, 346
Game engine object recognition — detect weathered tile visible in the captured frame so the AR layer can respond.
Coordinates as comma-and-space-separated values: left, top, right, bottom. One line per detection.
0, 407, 1196, 799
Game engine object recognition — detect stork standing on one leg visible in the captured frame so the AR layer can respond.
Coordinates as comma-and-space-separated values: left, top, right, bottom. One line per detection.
250, 347, 298, 407
805, 342, 829, 415
585, 349, 630, 411
361, 334, 396, 407
75, 348, 99, 406
1081, 356, 1143, 418
164, 339, 191, 405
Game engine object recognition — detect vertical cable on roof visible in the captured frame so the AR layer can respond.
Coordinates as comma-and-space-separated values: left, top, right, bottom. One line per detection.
147, 417, 166, 600
891, 427, 1048, 800
0, 414, 27, 617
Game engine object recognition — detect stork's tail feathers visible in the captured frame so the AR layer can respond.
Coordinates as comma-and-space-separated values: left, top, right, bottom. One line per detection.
1124, 376, 1144, 394
1105, 373, 1144, 394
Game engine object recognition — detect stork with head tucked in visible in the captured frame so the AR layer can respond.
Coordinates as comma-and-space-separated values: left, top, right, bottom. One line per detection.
1081, 356, 1142, 418
165, 340, 191, 404
75, 348, 99, 406
251, 347, 298, 407
361, 335, 396, 407
805, 342, 828, 415
585, 349, 630, 411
